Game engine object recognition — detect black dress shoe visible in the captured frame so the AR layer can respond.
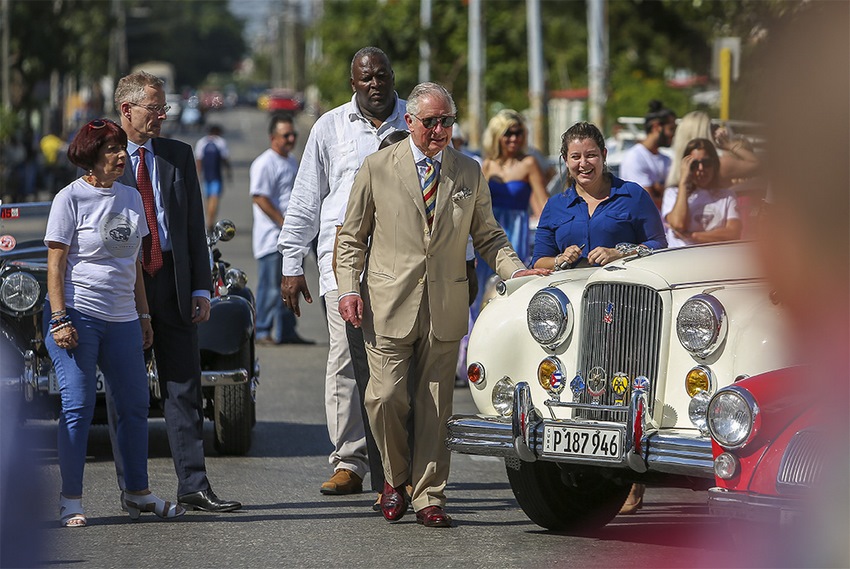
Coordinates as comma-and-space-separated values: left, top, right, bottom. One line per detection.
177, 489, 242, 513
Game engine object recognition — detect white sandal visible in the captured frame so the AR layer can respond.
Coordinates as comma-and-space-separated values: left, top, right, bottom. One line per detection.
122, 491, 186, 520
59, 494, 86, 528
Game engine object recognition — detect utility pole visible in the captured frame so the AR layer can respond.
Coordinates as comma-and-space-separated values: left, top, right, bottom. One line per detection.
419, 0, 431, 83
526, 0, 545, 153
467, 0, 483, 151
586, 0, 608, 127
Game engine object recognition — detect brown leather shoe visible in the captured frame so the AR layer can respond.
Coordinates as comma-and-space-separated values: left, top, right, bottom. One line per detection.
380, 482, 407, 521
320, 469, 363, 495
618, 483, 645, 515
415, 506, 453, 528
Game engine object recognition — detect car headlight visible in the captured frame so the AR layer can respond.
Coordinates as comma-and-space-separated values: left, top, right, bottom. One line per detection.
676, 294, 727, 358
707, 387, 757, 449
0, 271, 40, 312
688, 390, 712, 434
224, 268, 247, 290
527, 287, 572, 349
492, 377, 514, 416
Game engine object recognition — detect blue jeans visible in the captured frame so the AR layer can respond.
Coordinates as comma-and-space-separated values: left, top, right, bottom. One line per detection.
44, 304, 150, 496
255, 252, 296, 342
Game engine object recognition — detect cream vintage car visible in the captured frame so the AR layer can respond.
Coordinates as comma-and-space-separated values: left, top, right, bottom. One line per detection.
447, 241, 791, 532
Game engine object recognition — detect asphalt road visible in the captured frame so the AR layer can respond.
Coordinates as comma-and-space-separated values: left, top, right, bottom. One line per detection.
22, 108, 736, 568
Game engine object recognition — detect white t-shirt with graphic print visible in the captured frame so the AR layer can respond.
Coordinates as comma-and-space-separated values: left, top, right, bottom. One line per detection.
44, 177, 149, 322
661, 185, 740, 248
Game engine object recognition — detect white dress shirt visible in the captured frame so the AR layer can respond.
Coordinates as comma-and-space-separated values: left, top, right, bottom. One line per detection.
278, 93, 408, 297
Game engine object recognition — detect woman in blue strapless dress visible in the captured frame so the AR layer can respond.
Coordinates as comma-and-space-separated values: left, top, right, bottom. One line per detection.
472, 110, 549, 315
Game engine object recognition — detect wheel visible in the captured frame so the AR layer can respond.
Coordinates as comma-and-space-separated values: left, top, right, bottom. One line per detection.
211, 342, 254, 455
505, 457, 631, 532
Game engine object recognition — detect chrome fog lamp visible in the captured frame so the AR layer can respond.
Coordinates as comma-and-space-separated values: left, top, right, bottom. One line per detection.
707, 388, 757, 449
537, 357, 566, 395
492, 377, 515, 416
676, 294, 727, 358
688, 390, 712, 433
224, 268, 248, 290
0, 271, 40, 312
527, 287, 572, 349
714, 452, 739, 479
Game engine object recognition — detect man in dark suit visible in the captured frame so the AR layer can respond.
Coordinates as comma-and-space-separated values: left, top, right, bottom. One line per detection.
107, 71, 241, 512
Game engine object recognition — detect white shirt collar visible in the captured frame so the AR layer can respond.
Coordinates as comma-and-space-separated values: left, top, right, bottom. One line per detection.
409, 138, 443, 165
127, 139, 153, 155
347, 92, 404, 125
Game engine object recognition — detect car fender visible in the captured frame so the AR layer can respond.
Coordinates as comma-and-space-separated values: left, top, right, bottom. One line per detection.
198, 295, 254, 356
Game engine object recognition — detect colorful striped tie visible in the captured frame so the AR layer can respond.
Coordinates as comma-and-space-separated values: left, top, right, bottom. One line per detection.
422, 157, 437, 228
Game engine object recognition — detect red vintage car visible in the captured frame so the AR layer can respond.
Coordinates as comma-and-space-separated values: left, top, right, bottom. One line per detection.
706, 367, 825, 526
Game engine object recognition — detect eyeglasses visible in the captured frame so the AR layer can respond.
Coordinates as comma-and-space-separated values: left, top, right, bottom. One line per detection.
503, 128, 524, 138
412, 114, 456, 130
129, 102, 171, 116
689, 159, 714, 171
88, 119, 117, 130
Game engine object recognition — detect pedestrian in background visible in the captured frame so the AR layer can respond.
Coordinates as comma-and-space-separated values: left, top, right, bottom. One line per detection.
336, 82, 549, 528
619, 100, 677, 209
194, 124, 232, 232
251, 114, 312, 345
44, 118, 183, 526
279, 47, 409, 496
108, 71, 241, 513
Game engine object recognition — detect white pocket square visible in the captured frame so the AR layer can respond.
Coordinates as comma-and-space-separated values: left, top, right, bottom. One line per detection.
452, 187, 472, 202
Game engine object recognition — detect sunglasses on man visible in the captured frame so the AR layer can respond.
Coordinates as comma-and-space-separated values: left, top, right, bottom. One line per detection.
412, 114, 456, 130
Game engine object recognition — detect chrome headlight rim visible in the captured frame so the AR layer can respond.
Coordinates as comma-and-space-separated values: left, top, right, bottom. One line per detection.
224, 268, 248, 291
707, 386, 759, 450
526, 287, 572, 349
685, 365, 715, 398
0, 271, 40, 312
676, 294, 727, 358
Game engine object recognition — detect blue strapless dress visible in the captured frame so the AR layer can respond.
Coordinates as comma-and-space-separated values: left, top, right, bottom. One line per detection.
473, 179, 532, 315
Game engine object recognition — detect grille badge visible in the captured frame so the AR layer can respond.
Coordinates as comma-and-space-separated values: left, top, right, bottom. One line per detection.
603, 302, 614, 324
570, 373, 585, 402
611, 372, 629, 406
587, 366, 607, 404
633, 375, 650, 392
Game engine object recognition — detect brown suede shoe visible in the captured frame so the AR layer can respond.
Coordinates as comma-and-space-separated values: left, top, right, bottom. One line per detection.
320, 469, 363, 495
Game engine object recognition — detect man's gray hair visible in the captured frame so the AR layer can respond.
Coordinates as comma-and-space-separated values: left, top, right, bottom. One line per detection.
406, 82, 456, 117
114, 71, 164, 113
350, 47, 390, 79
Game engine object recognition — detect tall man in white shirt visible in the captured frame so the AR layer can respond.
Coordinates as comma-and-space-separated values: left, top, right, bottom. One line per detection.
278, 47, 408, 495
251, 114, 312, 345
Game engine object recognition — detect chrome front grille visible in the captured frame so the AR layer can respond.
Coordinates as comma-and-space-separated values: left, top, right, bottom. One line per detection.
575, 283, 663, 421
777, 430, 824, 491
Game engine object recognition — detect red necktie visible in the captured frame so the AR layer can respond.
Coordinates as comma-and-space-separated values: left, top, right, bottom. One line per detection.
137, 146, 163, 276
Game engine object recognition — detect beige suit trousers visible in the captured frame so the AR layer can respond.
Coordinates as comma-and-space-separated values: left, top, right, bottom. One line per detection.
363, 286, 459, 511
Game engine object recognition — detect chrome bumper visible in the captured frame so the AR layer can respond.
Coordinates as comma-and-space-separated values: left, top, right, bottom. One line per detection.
201, 368, 249, 387
447, 382, 714, 478
708, 487, 803, 525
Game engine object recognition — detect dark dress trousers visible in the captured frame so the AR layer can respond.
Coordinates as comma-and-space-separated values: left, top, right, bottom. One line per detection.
106, 137, 213, 496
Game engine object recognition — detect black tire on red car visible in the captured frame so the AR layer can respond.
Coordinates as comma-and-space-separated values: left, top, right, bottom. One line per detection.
212, 341, 254, 455
505, 457, 630, 532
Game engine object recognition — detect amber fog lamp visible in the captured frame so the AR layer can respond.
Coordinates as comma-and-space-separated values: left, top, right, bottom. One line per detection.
467, 362, 485, 385
537, 357, 565, 394
685, 365, 714, 397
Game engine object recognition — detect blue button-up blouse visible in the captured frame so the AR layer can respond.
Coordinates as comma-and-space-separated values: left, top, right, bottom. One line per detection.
532, 176, 667, 266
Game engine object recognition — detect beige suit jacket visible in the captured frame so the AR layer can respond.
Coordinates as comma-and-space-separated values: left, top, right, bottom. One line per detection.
336, 141, 525, 342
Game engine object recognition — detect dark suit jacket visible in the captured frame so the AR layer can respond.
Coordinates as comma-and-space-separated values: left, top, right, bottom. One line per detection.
119, 137, 212, 323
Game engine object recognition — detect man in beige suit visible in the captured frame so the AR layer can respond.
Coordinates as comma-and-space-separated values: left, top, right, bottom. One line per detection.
336, 82, 549, 528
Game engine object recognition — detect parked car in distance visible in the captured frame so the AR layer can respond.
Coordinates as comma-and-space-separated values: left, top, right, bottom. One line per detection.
706, 367, 823, 526
447, 240, 793, 532
259, 89, 303, 113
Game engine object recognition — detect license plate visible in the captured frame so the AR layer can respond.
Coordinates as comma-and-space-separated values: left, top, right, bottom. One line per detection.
543, 424, 622, 460
48, 368, 106, 395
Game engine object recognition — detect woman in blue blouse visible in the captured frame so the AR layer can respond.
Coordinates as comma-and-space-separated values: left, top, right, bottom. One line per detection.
532, 122, 667, 270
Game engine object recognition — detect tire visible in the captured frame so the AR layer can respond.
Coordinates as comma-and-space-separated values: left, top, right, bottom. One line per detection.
212, 343, 254, 455
505, 457, 631, 532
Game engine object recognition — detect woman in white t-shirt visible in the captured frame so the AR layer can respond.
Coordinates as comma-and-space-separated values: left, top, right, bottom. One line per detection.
662, 138, 742, 248
45, 119, 184, 527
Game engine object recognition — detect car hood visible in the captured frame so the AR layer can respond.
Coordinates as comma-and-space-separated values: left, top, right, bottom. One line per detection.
588, 241, 763, 289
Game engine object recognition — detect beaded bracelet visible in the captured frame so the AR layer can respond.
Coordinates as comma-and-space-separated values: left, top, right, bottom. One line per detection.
51, 309, 67, 318
138, 313, 151, 320
49, 314, 72, 327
